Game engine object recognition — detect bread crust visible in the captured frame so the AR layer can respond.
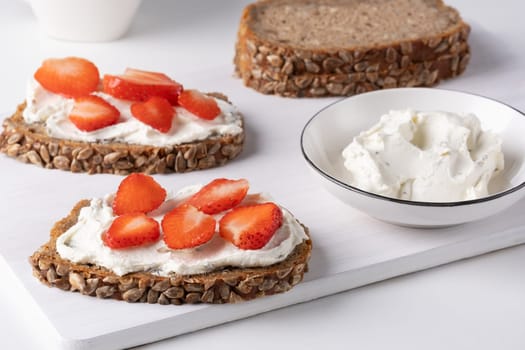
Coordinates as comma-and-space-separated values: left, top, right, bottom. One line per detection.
0, 93, 244, 174
234, 0, 471, 97
29, 200, 312, 304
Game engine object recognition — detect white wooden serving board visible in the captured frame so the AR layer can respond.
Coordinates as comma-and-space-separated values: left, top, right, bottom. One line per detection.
1, 67, 524, 350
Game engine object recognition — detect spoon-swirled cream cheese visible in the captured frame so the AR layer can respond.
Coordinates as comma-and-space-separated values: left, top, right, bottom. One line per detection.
22, 80, 243, 147
342, 109, 504, 202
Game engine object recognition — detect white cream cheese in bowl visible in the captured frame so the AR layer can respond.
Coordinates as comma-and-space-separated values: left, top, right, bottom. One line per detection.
301, 88, 525, 227
56, 185, 309, 276
342, 109, 504, 202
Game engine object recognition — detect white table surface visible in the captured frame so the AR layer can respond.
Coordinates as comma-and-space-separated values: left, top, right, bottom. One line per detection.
1, 0, 525, 349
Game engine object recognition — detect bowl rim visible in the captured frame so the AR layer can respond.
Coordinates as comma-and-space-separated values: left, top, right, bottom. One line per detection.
300, 87, 525, 207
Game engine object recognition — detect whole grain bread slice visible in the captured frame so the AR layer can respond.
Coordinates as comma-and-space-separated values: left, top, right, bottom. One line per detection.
234, 0, 471, 97
29, 200, 312, 305
0, 93, 244, 175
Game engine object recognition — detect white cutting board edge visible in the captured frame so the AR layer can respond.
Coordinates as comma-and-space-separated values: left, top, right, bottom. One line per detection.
2, 225, 524, 350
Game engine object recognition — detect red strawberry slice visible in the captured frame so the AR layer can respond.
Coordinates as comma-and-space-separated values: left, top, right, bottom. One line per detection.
123, 68, 172, 82
34, 57, 100, 98
178, 89, 221, 120
186, 178, 249, 215
102, 213, 160, 249
113, 173, 167, 215
219, 202, 283, 250
162, 204, 217, 249
130, 96, 175, 133
102, 68, 183, 105
68, 95, 120, 131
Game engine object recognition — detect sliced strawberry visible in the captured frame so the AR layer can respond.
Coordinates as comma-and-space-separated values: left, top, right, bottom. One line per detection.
162, 204, 217, 249
68, 95, 120, 131
130, 96, 174, 133
178, 90, 221, 120
124, 68, 172, 82
186, 178, 249, 215
102, 213, 160, 249
113, 173, 167, 215
34, 57, 100, 98
102, 68, 183, 105
219, 202, 283, 250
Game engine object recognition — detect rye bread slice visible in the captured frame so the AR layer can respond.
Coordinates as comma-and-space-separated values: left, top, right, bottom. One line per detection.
0, 93, 244, 175
234, 0, 471, 97
29, 200, 312, 304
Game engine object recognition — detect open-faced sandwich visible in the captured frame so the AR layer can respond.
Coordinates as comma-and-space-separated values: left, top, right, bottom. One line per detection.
1, 57, 244, 174
30, 175, 312, 304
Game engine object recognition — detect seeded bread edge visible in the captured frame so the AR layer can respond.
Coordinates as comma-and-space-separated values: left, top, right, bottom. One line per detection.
0, 93, 244, 174
234, 0, 471, 97
29, 200, 313, 304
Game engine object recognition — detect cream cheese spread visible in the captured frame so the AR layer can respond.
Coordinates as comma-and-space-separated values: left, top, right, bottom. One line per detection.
22, 80, 243, 147
56, 185, 308, 276
342, 109, 504, 202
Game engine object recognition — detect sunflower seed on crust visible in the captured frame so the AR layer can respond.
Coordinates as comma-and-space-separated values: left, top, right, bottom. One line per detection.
229, 291, 244, 303
69, 272, 86, 292
6, 143, 21, 157
55, 278, 71, 291
164, 287, 184, 299
184, 283, 204, 293
38, 259, 51, 271
76, 147, 93, 160
39, 145, 50, 163
152, 279, 171, 292
7, 133, 22, 145
158, 294, 170, 305
85, 278, 99, 295
46, 266, 58, 283
267, 54, 284, 68
26, 150, 43, 167
147, 289, 160, 303
201, 289, 215, 303
96, 286, 115, 298
56, 263, 70, 276
123, 288, 145, 302
52, 156, 70, 170
185, 292, 202, 304
70, 159, 83, 172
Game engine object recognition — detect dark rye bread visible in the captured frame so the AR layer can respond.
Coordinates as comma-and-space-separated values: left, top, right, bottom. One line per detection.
234, 0, 471, 97
29, 200, 312, 305
0, 93, 244, 175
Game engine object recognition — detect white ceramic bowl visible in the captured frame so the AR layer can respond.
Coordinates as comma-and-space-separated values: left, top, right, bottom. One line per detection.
301, 88, 525, 227
29, 0, 142, 42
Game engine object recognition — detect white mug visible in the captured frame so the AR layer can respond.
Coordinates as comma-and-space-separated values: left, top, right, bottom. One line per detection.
28, 0, 142, 42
